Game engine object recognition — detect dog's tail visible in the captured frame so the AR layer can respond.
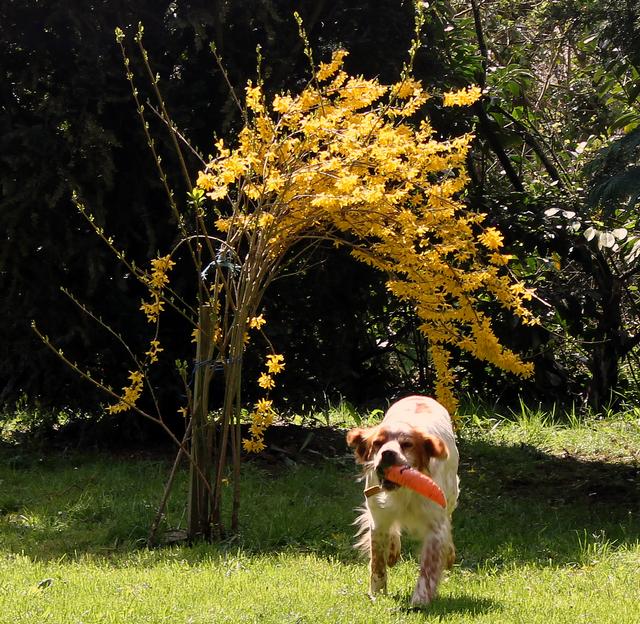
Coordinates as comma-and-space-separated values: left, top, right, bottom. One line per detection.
353, 505, 371, 554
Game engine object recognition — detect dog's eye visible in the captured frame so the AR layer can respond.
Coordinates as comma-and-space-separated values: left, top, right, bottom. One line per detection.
400, 441, 413, 450
372, 440, 383, 451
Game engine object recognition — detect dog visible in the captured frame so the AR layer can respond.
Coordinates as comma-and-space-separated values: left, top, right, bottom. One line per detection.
346, 395, 459, 606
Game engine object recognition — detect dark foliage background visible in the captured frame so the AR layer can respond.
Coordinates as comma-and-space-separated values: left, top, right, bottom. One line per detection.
0, 0, 441, 421
3, 0, 640, 436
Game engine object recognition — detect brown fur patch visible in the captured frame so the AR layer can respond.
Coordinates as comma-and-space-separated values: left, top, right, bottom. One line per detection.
346, 428, 370, 463
411, 430, 448, 471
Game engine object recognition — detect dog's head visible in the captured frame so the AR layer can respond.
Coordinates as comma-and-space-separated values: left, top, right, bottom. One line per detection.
346, 423, 448, 490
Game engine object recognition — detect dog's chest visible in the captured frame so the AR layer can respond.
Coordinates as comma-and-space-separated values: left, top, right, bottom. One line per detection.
376, 489, 442, 536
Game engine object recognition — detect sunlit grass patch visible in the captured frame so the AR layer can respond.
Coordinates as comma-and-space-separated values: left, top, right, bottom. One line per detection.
2, 545, 638, 624
0, 409, 638, 623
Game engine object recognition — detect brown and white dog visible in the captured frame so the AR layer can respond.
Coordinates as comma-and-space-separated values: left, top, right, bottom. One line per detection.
346, 395, 459, 606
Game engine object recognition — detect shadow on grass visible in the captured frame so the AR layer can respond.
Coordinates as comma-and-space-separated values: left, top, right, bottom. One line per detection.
397, 593, 500, 618
0, 429, 638, 572
454, 436, 639, 568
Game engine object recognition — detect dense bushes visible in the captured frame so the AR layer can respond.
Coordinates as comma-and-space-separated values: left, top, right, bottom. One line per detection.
2, 0, 639, 430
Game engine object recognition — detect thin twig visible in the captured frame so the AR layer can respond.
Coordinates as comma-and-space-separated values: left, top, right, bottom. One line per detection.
147, 418, 192, 546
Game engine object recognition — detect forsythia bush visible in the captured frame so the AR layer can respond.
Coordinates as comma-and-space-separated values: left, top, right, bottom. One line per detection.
36, 28, 537, 538
195, 49, 535, 444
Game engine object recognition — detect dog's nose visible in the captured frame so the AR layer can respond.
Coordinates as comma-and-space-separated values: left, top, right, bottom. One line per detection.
380, 449, 400, 466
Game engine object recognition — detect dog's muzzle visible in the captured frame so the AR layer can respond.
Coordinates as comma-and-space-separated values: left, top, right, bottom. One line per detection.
376, 449, 404, 490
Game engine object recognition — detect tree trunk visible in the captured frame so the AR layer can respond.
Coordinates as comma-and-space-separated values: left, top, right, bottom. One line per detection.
587, 270, 622, 412
209, 314, 246, 538
187, 304, 215, 540
588, 336, 619, 412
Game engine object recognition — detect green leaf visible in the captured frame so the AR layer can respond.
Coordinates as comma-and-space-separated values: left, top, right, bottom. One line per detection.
598, 232, 616, 249
584, 226, 598, 242
610, 111, 640, 132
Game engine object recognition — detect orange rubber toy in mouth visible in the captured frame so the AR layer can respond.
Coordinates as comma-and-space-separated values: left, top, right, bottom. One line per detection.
384, 465, 447, 508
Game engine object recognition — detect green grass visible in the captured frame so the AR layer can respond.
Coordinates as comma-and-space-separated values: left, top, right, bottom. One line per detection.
1, 408, 638, 623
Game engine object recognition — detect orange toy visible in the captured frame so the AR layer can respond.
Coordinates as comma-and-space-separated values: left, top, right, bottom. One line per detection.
384, 465, 447, 508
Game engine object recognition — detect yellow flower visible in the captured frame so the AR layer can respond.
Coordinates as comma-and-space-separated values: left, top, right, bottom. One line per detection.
316, 49, 349, 82
258, 213, 275, 228
213, 328, 223, 344
215, 138, 230, 158
207, 184, 229, 201
489, 252, 513, 266
151, 255, 175, 274
146, 255, 175, 290
242, 438, 266, 453
255, 398, 273, 413
128, 370, 144, 385
140, 294, 165, 323
215, 217, 231, 232
196, 172, 216, 191
249, 315, 266, 330
106, 370, 144, 414
392, 78, 423, 99
145, 340, 163, 363
265, 354, 285, 374
258, 373, 275, 390
219, 155, 247, 184
334, 174, 359, 194
478, 228, 504, 251
299, 88, 321, 111
443, 85, 482, 107
246, 83, 265, 113
220, 169, 238, 185
272, 94, 293, 114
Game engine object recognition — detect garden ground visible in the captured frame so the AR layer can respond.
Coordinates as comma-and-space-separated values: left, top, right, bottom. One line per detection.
0, 407, 638, 623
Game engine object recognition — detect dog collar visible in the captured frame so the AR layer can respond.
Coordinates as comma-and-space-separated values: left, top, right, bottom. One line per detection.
364, 472, 382, 497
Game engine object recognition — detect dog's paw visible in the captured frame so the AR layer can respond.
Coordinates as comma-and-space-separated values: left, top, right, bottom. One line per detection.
409, 592, 432, 608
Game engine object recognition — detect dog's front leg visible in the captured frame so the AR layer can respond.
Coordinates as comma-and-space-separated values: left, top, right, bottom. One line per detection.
411, 519, 450, 606
369, 528, 390, 595
387, 530, 401, 567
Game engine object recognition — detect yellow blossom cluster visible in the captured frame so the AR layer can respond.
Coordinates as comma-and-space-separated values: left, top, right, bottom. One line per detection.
443, 86, 483, 107
140, 293, 165, 323
243, 354, 286, 452
196, 48, 535, 413
257, 372, 274, 390
140, 255, 175, 323
243, 314, 267, 347
106, 370, 144, 414
265, 353, 285, 374
242, 398, 275, 453
257, 353, 285, 390
249, 315, 266, 330
315, 49, 349, 81
145, 339, 163, 363
123, 254, 176, 411
478, 227, 504, 251
148, 255, 176, 289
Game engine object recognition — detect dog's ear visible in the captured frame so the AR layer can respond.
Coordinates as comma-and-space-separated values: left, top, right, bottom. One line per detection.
346, 428, 372, 464
412, 431, 448, 471
416, 431, 449, 462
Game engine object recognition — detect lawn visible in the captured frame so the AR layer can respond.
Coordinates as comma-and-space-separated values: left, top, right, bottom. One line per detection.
0, 408, 638, 623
